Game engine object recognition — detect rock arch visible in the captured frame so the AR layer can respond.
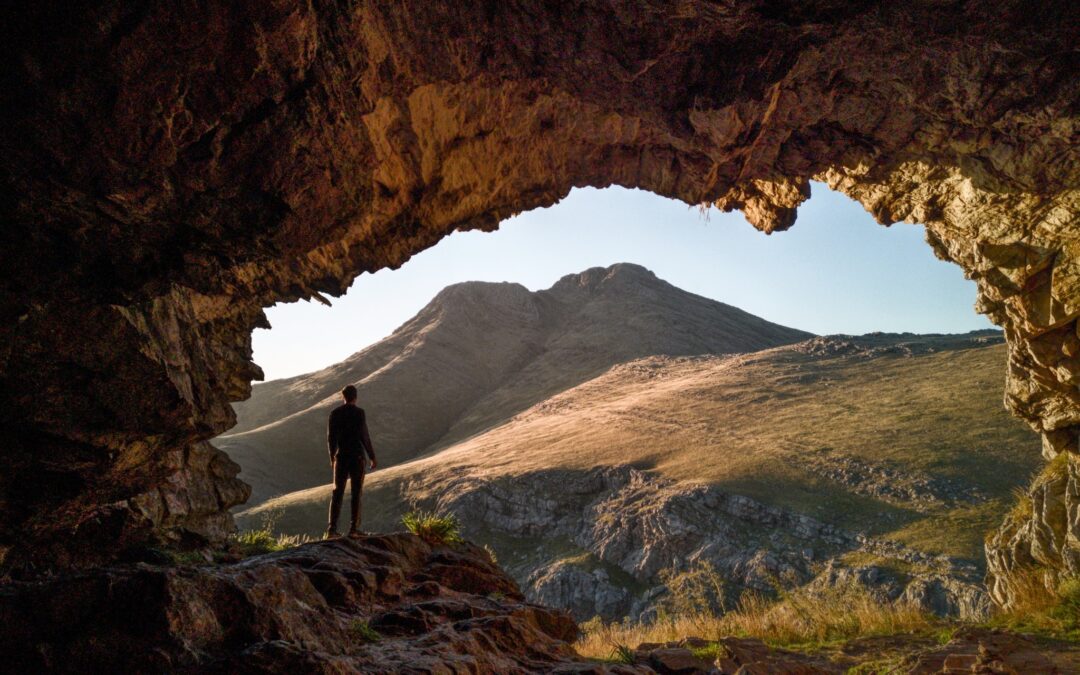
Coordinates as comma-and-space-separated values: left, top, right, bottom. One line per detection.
0, 1, 1076, 596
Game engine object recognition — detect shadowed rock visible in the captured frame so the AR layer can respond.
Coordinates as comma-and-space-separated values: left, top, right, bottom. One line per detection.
0, 533, 643, 673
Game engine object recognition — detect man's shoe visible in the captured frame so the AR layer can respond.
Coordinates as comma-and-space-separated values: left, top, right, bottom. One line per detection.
325, 529, 341, 539
347, 528, 361, 539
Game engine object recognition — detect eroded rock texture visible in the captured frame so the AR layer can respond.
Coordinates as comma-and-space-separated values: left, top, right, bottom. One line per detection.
0, 534, 634, 673
0, 1, 1076, 582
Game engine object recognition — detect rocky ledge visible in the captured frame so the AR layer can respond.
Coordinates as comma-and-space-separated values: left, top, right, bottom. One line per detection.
3, 532, 1078, 674
0, 533, 639, 674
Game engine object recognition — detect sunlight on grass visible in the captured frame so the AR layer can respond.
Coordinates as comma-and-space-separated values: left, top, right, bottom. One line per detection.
988, 570, 1080, 641
231, 506, 311, 556
575, 581, 935, 659
402, 510, 463, 545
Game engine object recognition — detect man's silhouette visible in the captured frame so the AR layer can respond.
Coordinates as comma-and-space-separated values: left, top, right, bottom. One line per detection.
326, 384, 377, 538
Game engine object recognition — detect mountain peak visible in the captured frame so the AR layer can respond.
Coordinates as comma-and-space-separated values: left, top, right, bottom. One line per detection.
550, 263, 658, 294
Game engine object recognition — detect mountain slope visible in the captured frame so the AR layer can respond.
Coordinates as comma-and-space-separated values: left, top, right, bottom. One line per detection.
217, 263, 811, 504
239, 333, 1039, 620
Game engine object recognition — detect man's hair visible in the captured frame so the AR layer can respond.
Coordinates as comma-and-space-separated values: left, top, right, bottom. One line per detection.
342, 385, 358, 402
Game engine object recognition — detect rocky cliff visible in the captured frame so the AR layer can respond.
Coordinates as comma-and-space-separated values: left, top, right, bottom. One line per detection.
0, 0, 1076, 603
436, 465, 992, 622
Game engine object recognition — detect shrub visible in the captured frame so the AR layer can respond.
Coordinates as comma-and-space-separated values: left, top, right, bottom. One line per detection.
349, 619, 381, 643
402, 510, 463, 544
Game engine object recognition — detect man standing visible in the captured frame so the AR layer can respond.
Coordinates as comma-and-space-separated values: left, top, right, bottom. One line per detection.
327, 384, 377, 538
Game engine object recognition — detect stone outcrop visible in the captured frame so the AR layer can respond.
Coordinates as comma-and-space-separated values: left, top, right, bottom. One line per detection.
0, 533, 646, 673
986, 452, 1080, 606
404, 465, 990, 621
0, 1, 1076, 592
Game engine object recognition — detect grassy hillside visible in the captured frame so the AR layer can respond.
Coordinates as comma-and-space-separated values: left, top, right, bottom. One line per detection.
241, 334, 1039, 564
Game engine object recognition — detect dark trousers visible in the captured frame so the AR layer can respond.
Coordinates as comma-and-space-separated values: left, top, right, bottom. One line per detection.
328, 454, 365, 532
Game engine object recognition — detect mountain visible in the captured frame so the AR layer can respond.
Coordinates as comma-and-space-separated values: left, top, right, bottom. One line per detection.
237, 331, 1039, 622
216, 263, 812, 504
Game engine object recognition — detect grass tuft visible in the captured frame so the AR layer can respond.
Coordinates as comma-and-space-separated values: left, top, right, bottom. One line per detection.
349, 619, 381, 643
231, 506, 311, 557
402, 510, 463, 545
1038, 451, 1072, 486
610, 643, 636, 664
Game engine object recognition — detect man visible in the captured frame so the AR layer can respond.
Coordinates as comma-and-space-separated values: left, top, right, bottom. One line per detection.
326, 384, 377, 538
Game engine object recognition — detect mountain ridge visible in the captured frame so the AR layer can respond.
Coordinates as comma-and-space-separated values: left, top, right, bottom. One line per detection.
217, 263, 812, 505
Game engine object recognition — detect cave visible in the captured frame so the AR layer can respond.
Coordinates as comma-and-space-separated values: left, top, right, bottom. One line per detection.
0, 0, 1077, 661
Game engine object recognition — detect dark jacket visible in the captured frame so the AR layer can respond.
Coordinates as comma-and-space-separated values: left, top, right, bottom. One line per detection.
327, 403, 375, 462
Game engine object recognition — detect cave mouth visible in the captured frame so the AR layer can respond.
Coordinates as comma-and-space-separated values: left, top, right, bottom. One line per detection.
0, 1, 1074, 617
218, 183, 1039, 621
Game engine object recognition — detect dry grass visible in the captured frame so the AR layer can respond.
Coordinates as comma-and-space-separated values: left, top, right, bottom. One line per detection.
575, 581, 935, 659
987, 570, 1080, 640
1036, 451, 1072, 487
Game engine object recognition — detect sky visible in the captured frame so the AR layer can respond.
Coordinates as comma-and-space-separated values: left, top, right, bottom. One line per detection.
254, 182, 994, 381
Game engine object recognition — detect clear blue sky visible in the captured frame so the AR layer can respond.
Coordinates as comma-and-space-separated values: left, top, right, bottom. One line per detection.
254, 182, 993, 380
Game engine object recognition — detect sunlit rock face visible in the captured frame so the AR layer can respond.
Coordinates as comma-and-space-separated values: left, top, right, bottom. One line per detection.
0, 1, 1076, 577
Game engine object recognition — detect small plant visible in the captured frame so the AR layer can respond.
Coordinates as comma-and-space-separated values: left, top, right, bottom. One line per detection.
169, 549, 209, 566
483, 543, 499, 564
402, 510, 463, 544
934, 627, 956, 645
689, 642, 721, 661
610, 643, 636, 664
349, 619, 381, 643
231, 506, 310, 556
487, 590, 506, 602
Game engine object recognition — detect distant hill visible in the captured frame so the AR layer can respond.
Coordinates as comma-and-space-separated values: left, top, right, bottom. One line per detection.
217, 263, 812, 505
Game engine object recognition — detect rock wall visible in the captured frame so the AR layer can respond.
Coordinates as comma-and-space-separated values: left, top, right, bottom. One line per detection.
985, 453, 1080, 606
0, 1, 1076, 577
